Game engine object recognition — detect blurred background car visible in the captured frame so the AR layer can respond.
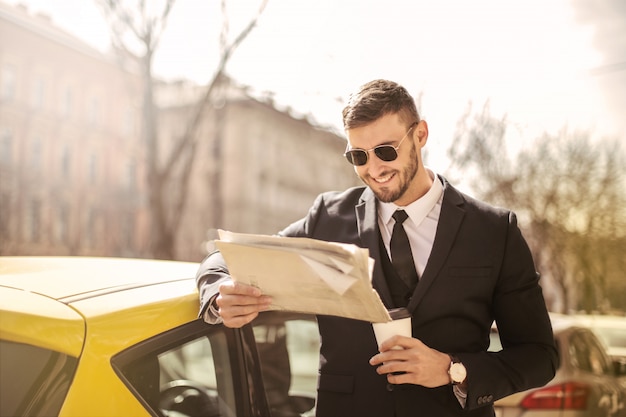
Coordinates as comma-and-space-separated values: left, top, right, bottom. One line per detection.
490, 313, 625, 417
0, 256, 319, 417
571, 314, 626, 377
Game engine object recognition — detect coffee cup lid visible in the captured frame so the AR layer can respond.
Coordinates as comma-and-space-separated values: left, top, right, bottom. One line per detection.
388, 307, 411, 320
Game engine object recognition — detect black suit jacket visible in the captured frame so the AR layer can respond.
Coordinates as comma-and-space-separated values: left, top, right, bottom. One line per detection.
197, 177, 558, 417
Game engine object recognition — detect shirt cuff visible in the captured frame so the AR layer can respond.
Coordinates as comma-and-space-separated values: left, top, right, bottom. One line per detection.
202, 294, 224, 325
453, 384, 467, 408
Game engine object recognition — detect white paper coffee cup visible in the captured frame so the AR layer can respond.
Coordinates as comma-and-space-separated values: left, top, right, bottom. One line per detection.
372, 308, 412, 350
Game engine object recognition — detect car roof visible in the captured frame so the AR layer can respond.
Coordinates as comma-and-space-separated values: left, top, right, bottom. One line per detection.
492, 313, 603, 336
0, 256, 198, 301
0, 257, 200, 357
547, 313, 594, 333
568, 313, 626, 328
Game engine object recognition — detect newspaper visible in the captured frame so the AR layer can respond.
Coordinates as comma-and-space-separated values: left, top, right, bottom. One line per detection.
215, 230, 391, 323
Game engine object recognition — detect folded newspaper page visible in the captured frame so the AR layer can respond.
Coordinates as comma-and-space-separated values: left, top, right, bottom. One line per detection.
215, 230, 391, 323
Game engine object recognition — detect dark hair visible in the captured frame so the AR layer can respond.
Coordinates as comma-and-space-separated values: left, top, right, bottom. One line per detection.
342, 79, 420, 129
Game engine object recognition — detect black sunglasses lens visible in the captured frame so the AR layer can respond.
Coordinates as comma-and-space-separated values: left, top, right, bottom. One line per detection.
345, 150, 368, 166
374, 146, 398, 162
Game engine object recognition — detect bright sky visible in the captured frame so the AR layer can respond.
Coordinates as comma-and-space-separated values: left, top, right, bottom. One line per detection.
7, 0, 621, 167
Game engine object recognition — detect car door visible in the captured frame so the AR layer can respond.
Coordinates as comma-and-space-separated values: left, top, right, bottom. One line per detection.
112, 319, 270, 417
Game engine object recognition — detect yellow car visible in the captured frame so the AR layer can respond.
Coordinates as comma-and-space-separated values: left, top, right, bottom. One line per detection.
0, 257, 319, 417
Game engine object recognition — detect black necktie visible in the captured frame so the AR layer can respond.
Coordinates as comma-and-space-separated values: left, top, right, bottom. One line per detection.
391, 210, 418, 288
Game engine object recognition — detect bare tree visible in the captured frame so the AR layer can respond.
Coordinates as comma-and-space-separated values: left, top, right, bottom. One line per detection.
446, 102, 626, 313
96, 0, 268, 259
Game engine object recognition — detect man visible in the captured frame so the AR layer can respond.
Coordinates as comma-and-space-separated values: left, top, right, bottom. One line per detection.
196, 79, 558, 416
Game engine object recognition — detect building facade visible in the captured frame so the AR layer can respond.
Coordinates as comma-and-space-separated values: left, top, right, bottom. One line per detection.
0, 1, 149, 258
0, 2, 361, 262
158, 81, 362, 260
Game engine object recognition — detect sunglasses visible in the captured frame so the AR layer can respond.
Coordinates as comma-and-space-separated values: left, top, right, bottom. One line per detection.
343, 122, 417, 166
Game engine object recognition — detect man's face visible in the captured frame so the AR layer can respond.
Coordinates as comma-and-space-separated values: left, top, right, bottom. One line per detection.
346, 113, 423, 206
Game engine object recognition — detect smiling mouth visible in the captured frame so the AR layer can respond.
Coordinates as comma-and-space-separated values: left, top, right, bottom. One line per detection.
372, 172, 395, 184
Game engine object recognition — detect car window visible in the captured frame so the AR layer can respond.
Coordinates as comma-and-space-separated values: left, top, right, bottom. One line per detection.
158, 332, 237, 417
252, 312, 319, 417
568, 330, 611, 376
113, 320, 249, 417
0, 340, 77, 417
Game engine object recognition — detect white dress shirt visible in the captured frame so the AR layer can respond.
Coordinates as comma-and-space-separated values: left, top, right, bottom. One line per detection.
378, 168, 444, 277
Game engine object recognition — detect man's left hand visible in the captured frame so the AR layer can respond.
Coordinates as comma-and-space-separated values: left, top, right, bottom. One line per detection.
369, 336, 451, 387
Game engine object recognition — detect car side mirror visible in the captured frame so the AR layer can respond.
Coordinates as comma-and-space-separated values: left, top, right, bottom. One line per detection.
612, 359, 626, 377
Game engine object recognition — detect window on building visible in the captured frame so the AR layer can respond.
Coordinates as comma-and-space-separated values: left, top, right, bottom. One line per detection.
26, 199, 41, 242
122, 213, 135, 250
61, 86, 73, 118
88, 154, 98, 184
0, 129, 12, 164
122, 105, 136, 136
60, 145, 71, 178
0, 192, 10, 238
31, 137, 42, 171
31, 77, 46, 111
125, 160, 137, 191
84, 208, 95, 248
88, 97, 100, 126
1, 65, 16, 101
55, 204, 68, 244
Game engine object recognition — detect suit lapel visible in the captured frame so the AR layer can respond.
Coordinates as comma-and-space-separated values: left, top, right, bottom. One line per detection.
355, 188, 394, 307
407, 179, 466, 312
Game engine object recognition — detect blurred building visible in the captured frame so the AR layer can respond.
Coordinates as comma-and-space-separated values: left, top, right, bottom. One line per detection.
0, 1, 149, 258
0, 1, 361, 261
156, 79, 361, 260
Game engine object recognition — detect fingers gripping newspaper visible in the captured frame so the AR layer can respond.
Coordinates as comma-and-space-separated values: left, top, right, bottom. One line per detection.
215, 230, 391, 323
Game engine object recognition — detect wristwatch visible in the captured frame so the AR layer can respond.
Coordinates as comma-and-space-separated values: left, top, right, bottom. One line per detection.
448, 355, 467, 385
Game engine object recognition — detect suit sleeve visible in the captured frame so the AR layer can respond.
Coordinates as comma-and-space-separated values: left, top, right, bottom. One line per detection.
461, 211, 558, 410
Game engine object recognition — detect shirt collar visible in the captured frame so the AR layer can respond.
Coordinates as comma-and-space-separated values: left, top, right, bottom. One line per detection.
378, 168, 443, 227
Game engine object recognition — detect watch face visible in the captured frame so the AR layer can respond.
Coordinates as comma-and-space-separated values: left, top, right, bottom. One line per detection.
450, 362, 467, 383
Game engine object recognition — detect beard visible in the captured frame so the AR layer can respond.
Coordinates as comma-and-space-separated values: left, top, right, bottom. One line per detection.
360, 143, 420, 203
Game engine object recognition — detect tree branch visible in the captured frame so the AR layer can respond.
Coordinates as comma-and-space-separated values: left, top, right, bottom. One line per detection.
161, 0, 269, 177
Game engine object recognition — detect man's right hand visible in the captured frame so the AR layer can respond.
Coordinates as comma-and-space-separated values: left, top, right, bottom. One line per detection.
215, 281, 273, 328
